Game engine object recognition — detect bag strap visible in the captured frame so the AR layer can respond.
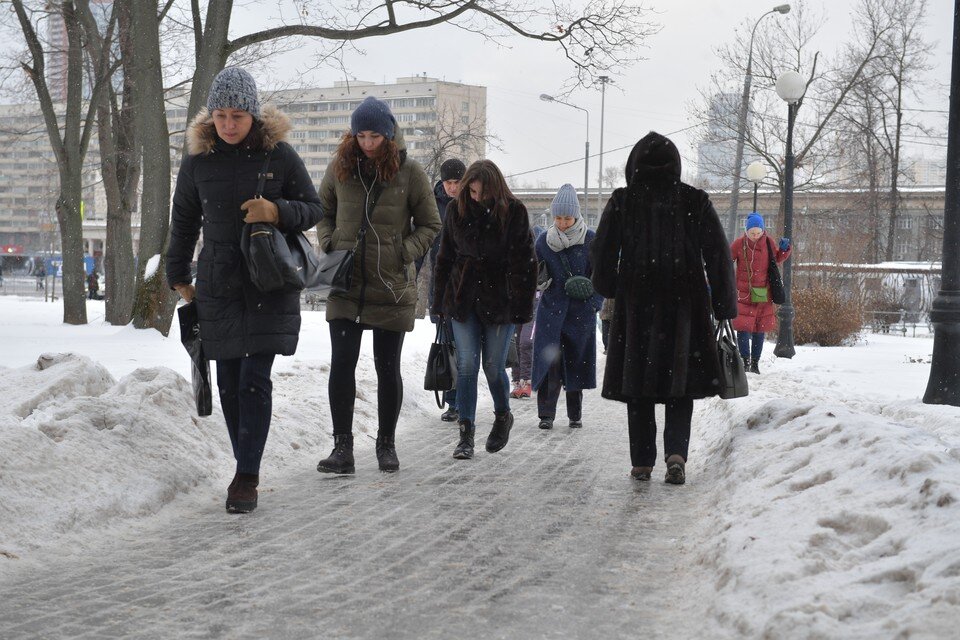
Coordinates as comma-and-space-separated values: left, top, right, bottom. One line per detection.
558, 251, 575, 279
254, 152, 272, 199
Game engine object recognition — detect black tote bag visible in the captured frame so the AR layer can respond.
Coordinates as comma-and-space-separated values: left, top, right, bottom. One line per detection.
715, 319, 749, 399
177, 301, 213, 416
766, 237, 786, 305
424, 321, 458, 408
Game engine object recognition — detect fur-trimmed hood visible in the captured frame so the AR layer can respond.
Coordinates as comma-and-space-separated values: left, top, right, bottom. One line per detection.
186, 104, 291, 156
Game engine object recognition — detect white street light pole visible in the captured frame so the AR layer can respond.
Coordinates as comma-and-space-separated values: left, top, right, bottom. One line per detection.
540, 94, 589, 218
728, 4, 791, 241
745, 160, 768, 214
597, 76, 611, 221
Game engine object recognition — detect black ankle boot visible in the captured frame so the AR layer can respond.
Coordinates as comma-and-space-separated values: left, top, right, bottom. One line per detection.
317, 434, 355, 474
486, 411, 514, 453
748, 358, 760, 374
453, 420, 475, 459
376, 435, 399, 472
226, 473, 259, 513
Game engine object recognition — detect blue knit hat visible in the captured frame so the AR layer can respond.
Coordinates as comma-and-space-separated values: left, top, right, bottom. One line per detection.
746, 212, 765, 231
206, 67, 260, 119
550, 184, 581, 219
351, 96, 395, 139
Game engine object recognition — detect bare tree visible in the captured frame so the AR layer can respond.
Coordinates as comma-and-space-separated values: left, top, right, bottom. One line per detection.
125, 0, 659, 332
75, 0, 141, 325
415, 103, 498, 183
8, 0, 115, 324
690, 0, 892, 232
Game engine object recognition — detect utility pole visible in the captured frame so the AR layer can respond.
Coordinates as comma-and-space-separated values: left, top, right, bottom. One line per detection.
597, 76, 611, 220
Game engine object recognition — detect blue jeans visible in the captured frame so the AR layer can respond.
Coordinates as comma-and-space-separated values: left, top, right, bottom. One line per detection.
216, 353, 275, 475
450, 313, 514, 424
737, 331, 765, 361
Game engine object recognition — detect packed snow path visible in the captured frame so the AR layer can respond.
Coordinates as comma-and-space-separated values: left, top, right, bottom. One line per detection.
0, 392, 703, 640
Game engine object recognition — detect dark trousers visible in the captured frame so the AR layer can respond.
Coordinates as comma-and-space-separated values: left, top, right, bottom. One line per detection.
737, 331, 765, 361
627, 398, 694, 468
329, 319, 405, 438
511, 320, 535, 382
216, 353, 276, 475
601, 319, 611, 351
536, 357, 582, 421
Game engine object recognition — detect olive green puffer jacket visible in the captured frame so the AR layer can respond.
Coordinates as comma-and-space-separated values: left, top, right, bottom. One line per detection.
316, 129, 440, 331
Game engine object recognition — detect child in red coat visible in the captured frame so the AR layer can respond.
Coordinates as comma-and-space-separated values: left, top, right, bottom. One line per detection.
729, 213, 791, 373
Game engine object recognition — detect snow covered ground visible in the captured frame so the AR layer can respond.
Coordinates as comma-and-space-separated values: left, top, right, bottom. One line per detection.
1, 295, 958, 637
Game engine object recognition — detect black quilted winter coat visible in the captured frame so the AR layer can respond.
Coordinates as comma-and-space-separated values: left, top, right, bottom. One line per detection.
165, 106, 323, 360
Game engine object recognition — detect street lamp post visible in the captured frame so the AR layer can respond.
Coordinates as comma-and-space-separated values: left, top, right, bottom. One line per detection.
923, 0, 960, 406
597, 76, 611, 220
773, 70, 805, 359
540, 94, 589, 216
746, 160, 767, 213
728, 4, 791, 241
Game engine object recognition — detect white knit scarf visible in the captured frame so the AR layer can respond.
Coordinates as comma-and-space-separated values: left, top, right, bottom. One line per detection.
546, 217, 587, 252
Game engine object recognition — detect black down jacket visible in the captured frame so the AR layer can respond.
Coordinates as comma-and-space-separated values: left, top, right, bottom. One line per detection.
166, 105, 323, 360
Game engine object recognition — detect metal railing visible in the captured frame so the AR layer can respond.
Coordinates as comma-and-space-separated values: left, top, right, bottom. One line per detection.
863, 310, 931, 337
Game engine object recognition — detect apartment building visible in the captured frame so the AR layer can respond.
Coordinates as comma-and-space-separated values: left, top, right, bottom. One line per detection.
270, 75, 487, 184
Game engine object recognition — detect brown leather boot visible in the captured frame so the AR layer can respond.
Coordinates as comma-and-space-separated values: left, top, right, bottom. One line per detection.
630, 466, 653, 481
665, 455, 686, 485
226, 473, 259, 513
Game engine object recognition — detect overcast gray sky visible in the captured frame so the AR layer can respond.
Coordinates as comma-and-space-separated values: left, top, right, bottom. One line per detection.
233, 0, 953, 192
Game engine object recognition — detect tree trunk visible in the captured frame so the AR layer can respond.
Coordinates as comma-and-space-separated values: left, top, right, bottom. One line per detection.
56, 180, 88, 325
128, 0, 176, 334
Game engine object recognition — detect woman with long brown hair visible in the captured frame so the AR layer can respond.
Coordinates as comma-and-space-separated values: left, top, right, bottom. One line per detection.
315, 96, 441, 474
432, 160, 537, 460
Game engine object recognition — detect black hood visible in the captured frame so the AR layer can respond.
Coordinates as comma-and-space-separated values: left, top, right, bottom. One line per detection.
625, 131, 682, 184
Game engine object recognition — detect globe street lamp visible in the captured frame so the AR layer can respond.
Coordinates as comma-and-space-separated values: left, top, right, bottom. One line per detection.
540, 94, 589, 217
773, 70, 805, 359
745, 160, 767, 213
728, 4, 791, 241
923, 0, 960, 406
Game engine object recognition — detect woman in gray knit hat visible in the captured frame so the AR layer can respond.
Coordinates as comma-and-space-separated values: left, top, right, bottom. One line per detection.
530, 184, 603, 430
166, 66, 323, 514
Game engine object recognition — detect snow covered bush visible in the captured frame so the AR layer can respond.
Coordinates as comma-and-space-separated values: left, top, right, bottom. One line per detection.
793, 283, 863, 346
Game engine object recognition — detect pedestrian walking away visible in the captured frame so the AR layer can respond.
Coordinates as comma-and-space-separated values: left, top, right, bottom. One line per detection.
430, 158, 466, 423
165, 67, 324, 513
87, 270, 100, 300
432, 159, 537, 460
730, 213, 791, 374
315, 96, 441, 475
591, 132, 737, 485
531, 184, 603, 431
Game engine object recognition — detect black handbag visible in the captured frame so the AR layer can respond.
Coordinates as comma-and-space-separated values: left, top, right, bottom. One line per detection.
559, 252, 595, 301
312, 180, 381, 293
241, 153, 324, 293
766, 237, 786, 305
715, 319, 749, 399
177, 301, 213, 416
424, 320, 458, 408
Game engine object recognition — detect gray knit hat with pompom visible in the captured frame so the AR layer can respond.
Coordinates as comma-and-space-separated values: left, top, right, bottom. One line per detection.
206, 67, 261, 119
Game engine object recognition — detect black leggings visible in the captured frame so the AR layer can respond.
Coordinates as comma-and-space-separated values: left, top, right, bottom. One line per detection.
627, 398, 694, 468
328, 319, 405, 438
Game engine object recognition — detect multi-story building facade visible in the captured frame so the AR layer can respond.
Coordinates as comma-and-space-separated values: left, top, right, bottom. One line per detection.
0, 75, 487, 260
696, 92, 742, 189
269, 76, 487, 184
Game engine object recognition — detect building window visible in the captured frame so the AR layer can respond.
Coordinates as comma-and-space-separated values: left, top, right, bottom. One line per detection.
461, 116, 469, 124
896, 217, 913, 230
462, 101, 469, 111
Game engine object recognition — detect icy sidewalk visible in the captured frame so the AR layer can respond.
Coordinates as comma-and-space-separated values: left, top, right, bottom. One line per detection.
0, 390, 701, 640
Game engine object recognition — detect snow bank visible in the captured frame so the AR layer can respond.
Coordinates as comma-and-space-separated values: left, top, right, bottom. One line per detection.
0, 355, 233, 558
691, 390, 960, 638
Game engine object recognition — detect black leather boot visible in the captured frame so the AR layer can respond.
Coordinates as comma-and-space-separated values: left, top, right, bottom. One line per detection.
317, 434, 355, 474
453, 420, 475, 459
376, 435, 400, 472
748, 358, 760, 374
226, 473, 259, 513
486, 411, 514, 453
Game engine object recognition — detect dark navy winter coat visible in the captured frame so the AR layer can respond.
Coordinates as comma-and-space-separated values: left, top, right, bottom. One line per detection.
531, 230, 603, 392
166, 106, 323, 360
